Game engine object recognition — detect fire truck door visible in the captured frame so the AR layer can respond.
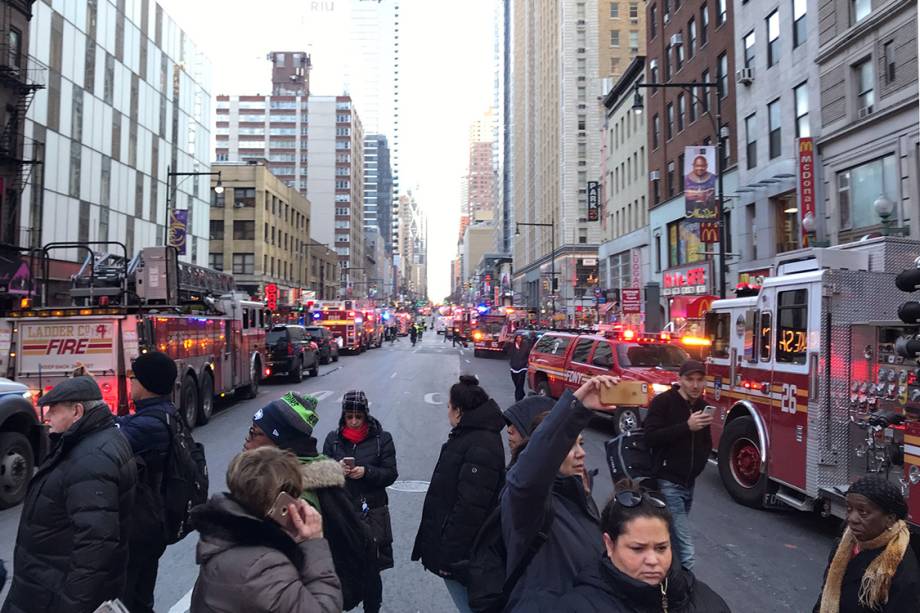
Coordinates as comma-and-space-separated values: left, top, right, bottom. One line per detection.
222, 320, 234, 393
765, 285, 810, 491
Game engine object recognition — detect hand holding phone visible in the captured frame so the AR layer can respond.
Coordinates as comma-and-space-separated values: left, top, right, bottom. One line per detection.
342, 457, 356, 470
287, 498, 323, 542
266, 491, 298, 532
688, 407, 714, 431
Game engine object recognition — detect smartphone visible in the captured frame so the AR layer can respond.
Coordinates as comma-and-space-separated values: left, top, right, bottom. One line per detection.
598, 380, 649, 406
266, 491, 298, 531
702, 405, 716, 416
343, 457, 356, 469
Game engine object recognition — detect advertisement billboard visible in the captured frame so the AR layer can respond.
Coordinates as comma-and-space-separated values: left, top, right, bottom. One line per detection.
684, 146, 719, 223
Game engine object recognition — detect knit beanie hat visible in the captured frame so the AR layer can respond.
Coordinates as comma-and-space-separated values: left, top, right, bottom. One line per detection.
503, 396, 554, 438
253, 392, 320, 448
342, 390, 369, 414
132, 351, 178, 396
848, 475, 908, 519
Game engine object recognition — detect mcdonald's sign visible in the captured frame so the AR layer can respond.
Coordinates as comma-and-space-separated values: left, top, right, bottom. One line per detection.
798, 137, 815, 243
699, 221, 720, 244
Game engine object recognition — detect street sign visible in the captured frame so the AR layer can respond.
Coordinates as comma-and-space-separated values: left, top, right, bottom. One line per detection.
621, 288, 642, 313
265, 283, 278, 311
587, 181, 599, 221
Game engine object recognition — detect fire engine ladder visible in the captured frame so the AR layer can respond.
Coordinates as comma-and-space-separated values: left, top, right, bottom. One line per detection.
69, 245, 132, 306
132, 247, 235, 307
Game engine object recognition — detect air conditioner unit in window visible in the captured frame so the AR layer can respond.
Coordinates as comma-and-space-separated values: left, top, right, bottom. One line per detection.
649, 59, 658, 70
630, 18, 639, 24
857, 105, 874, 119
736, 67, 754, 85
670, 33, 683, 46
663, 13, 670, 24
649, 170, 661, 180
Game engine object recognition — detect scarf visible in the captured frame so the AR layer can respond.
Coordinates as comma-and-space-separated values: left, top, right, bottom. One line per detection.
819, 519, 910, 613
342, 422, 370, 445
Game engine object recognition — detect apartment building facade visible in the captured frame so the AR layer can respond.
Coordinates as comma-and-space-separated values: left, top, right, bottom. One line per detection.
599, 0, 647, 80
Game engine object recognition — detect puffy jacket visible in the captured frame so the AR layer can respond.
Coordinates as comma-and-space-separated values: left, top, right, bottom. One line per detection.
190, 493, 342, 613
412, 398, 506, 580
2, 405, 137, 613
502, 390, 603, 612
553, 555, 731, 612
509, 339, 531, 371
116, 396, 176, 456
643, 388, 710, 488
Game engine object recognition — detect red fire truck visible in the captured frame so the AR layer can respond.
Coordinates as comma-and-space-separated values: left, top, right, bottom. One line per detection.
313, 302, 365, 352
0, 246, 266, 430
361, 309, 384, 348
472, 314, 507, 357
705, 237, 920, 528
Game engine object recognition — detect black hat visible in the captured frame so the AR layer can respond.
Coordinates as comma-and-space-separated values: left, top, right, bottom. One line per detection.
132, 351, 178, 396
38, 376, 103, 406
679, 359, 706, 377
253, 392, 320, 448
503, 396, 554, 438
848, 475, 908, 519
342, 390, 369, 413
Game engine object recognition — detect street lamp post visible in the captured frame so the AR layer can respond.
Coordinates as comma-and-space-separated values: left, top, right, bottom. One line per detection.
632, 80, 728, 298
516, 207, 556, 327
164, 166, 223, 247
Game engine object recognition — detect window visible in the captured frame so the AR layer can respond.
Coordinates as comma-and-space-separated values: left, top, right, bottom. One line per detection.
7, 27, 21, 69
534, 334, 575, 357
650, 59, 660, 83
794, 83, 810, 137
883, 41, 896, 84
793, 0, 807, 47
208, 253, 223, 271
851, 0, 870, 24
743, 30, 755, 68
667, 161, 675, 197
629, 3, 639, 19
837, 155, 897, 230
235, 187, 256, 207
650, 5, 657, 38
212, 189, 225, 207
653, 174, 661, 204
717, 0, 727, 25
209, 220, 224, 240
677, 94, 686, 131
233, 253, 255, 275
700, 3, 709, 45
855, 59, 875, 111
629, 30, 639, 50
776, 290, 808, 364
666, 103, 674, 139
610, 30, 620, 47
745, 113, 757, 169
571, 338, 595, 364
664, 44, 672, 79
233, 221, 255, 240
610, 1, 619, 17
766, 11, 780, 68
617, 343, 690, 368
717, 53, 728, 98
774, 193, 801, 253
678, 153, 685, 191
653, 114, 660, 148
705, 311, 731, 358
687, 18, 696, 58
689, 87, 698, 122
592, 342, 614, 368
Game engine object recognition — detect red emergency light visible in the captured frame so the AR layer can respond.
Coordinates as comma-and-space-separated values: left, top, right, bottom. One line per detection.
622, 329, 636, 341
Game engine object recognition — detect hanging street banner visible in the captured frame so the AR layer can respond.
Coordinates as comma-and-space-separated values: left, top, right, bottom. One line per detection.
699, 221, 720, 244
684, 146, 718, 222
798, 137, 815, 246
587, 181, 600, 221
167, 209, 188, 255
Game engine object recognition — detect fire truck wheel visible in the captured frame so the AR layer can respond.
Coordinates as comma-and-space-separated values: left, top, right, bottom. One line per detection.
0, 432, 33, 509
536, 379, 552, 397
197, 371, 214, 426
289, 358, 303, 383
180, 376, 199, 430
718, 416, 768, 508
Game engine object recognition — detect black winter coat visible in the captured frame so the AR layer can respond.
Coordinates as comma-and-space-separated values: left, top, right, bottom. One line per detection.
2, 405, 137, 613
813, 538, 920, 613
502, 390, 603, 612
509, 339, 531, 371
643, 388, 710, 488
412, 399, 506, 581
553, 556, 731, 613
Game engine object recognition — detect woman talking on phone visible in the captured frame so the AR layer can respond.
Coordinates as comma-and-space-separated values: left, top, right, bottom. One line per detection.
322, 390, 398, 613
189, 447, 342, 613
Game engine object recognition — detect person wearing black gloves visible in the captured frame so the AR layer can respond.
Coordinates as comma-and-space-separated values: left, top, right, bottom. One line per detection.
643, 359, 711, 571
501, 375, 619, 612
323, 390, 398, 613
412, 375, 506, 612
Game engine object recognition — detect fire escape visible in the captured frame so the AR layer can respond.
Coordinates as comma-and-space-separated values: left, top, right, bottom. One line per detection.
0, 2, 46, 248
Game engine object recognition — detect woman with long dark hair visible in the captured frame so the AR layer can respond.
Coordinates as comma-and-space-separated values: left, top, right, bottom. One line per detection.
412, 375, 506, 612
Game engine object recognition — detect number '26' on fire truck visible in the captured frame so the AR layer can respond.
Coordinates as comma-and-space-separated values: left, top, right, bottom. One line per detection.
705, 237, 920, 529
0, 245, 266, 433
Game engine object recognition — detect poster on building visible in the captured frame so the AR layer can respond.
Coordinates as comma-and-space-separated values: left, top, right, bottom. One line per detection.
587, 181, 600, 221
699, 222, 720, 244
167, 209, 188, 255
684, 146, 718, 222
798, 137, 815, 246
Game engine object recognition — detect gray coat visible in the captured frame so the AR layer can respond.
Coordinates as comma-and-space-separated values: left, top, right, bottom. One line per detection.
189, 494, 342, 613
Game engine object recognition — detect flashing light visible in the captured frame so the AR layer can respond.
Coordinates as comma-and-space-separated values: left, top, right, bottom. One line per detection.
19, 298, 30, 309
21, 390, 32, 401
51, 310, 64, 317
659, 332, 672, 341
681, 336, 712, 347
99, 296, 110, 306
622, 329, 636, 341
382, 312, 390, 321
264, 367, 272, 377
9, 351, 14, 358
476, 305, 490, 314
651, 383, 671, 395
79, 309, 93, 316
101, 383, 112, 393
472, 331, 484, 341
313, 312, 321, 319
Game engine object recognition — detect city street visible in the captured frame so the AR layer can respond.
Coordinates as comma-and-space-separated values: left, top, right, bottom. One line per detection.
0, 332, 841, 612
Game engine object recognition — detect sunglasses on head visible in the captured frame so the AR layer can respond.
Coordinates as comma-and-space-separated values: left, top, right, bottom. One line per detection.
614, 490, 668, 509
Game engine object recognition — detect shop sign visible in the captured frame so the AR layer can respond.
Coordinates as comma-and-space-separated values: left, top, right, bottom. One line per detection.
265, 283, 279, 311
662, 261, 712, 296
630, 249, 641, 288
621, 288, 642, 313
737, 267, 772, 288
587, 181, 599, 221
798, 137, 815, 245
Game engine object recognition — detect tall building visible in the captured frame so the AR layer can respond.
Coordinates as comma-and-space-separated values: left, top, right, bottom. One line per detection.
22, 1, 212, 265
466, 109, 498, 220
397, 190, 427, 300
644, 0, 738, 328
510, 1, 603, 323
215, 54, 366, 295
599, 0, 648, 80
363, 133, 394, 254
815, 0, 918, 244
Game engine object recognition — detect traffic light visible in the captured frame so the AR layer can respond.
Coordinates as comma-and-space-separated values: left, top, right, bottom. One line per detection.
895, 259, 920, 358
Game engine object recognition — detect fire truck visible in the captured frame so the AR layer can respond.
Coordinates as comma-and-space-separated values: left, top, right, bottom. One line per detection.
472, 314, 507, 357
0, 245, 266, 430
705, 237, 920, 528
396, 312, 412, 336
312, 302, 365, 352
361, 308, 385, 348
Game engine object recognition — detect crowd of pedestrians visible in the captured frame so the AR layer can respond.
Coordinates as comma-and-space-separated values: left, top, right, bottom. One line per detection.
1, 348, 919, 613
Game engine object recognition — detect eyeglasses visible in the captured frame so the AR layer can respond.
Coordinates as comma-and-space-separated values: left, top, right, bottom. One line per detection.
614, 490, 668, 509
247, 426, 267, 439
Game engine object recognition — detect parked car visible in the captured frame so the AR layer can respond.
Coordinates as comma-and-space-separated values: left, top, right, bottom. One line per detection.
527, 330, 689, 433
265, 325, 320, 382
305, 326, 340, 364
0, 377, 46, 509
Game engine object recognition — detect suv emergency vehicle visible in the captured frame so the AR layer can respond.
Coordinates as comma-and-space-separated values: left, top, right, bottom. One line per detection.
528, 330, 689, 433
0, 245, 266, 431
705, 237, 920, 528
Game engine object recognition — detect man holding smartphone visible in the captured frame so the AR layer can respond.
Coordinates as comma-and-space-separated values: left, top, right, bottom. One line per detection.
642, 359, 712, 571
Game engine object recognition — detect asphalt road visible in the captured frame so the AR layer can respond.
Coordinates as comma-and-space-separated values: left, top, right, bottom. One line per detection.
0, 331, 840, 612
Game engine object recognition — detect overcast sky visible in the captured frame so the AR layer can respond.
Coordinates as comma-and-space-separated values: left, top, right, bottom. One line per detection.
158, 0, 498, 301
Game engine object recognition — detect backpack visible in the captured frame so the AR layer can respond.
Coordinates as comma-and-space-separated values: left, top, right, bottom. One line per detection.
466, 496, 554, 613
149, 412, 209, 544
605, 428, 656, 484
